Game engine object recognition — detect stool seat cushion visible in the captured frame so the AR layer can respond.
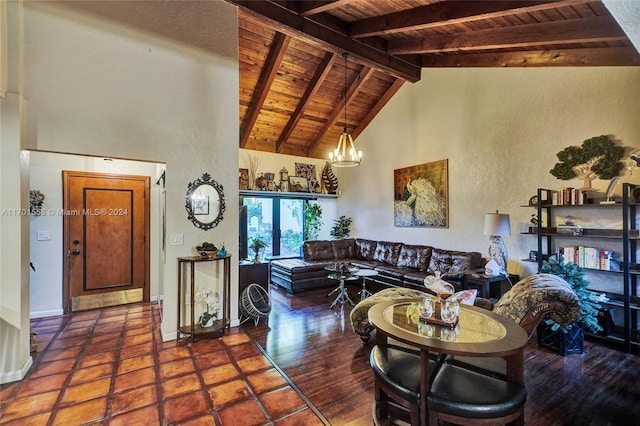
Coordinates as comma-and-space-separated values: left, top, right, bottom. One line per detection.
370, 345, 436, 406
428, 364, 527, 419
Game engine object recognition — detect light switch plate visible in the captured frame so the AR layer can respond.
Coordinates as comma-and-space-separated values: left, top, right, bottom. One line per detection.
36, 231, 50, 241
170, 234, 184, 246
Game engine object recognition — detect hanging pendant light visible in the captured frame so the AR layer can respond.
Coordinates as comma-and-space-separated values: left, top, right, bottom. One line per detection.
329, 52, 362, 167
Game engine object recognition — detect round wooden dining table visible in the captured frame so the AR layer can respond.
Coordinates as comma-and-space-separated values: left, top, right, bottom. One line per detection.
368, 299, 528, 426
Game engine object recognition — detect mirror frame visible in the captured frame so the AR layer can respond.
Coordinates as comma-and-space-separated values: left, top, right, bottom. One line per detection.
185, 173, 225, 230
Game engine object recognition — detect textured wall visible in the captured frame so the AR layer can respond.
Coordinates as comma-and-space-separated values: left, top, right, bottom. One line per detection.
21, 1, 239, 340
339, 67, 640, 280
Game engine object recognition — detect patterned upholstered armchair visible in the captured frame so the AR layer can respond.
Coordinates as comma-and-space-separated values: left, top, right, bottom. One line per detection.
477, 273, 581, 338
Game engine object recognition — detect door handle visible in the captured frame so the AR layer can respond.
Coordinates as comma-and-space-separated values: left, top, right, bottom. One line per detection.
72, 249, 80, 255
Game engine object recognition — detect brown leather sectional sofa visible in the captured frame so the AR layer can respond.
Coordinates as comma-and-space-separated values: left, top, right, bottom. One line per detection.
270, 238, 484, 294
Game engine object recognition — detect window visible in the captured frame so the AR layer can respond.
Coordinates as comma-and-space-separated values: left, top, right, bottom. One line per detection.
241, 196, 304, 259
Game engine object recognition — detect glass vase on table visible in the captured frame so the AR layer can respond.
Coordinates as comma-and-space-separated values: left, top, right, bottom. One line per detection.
440, 299, 460, 327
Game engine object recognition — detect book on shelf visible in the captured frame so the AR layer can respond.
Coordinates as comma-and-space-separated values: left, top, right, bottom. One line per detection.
557, 246, 616, 271
554, 188, 586, 206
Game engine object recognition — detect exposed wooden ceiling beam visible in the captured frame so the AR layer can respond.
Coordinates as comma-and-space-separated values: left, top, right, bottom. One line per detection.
228, 0, 421, 82
349, 0, 590, 38
240, 32, 290, 148
308, 64, 375, 157
388, 16, 627, 54
298, 1, 356, 17
421, 46, 640, 67
276, 52, 337, 152
352, 78, 405, 141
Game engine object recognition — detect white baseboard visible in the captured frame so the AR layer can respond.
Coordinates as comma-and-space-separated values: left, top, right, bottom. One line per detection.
161, 322, 177, 342
0, 355, 33, 385
30, 309, 64, 319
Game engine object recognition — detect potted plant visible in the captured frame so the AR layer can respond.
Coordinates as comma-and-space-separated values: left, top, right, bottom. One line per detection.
195, 286, 219, 328
330, 216, 352, 239
249, 236, 267, 263
304, 201, 323, 240
536, 257, 606, 355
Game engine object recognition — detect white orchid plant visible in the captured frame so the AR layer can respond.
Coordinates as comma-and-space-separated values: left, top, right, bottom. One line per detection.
194, 286, 220, 327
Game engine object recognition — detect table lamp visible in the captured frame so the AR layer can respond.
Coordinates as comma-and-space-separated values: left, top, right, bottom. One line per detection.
483, 211, 511, 276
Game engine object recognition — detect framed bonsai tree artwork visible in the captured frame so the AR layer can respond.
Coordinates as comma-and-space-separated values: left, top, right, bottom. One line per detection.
394, 159, 448, 228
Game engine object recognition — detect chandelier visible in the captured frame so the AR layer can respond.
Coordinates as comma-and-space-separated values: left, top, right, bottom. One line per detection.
328, 52, 362, 167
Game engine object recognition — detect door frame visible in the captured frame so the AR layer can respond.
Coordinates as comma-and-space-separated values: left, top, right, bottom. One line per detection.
62, 170, 150, 313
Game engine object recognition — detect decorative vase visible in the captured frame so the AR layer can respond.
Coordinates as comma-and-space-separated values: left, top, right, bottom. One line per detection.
256, 173, 268, 190
321, 161, 339, 194
199, 312, 217, 328
252, 249, 264, 263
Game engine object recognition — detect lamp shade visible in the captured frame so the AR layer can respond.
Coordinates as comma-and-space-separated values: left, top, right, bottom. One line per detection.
483, 212, 511, 236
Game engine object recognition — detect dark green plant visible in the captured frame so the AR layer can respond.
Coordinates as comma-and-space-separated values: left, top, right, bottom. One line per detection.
330, 216, 352, 239
303, 201, 323, 240
550, 135, 624, 189
540, 257, 603, 334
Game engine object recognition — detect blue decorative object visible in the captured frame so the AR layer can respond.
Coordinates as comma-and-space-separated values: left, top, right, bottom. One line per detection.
217, 244, 227, 257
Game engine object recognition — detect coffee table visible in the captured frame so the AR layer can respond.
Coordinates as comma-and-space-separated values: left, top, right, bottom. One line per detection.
368, 299, 528, 426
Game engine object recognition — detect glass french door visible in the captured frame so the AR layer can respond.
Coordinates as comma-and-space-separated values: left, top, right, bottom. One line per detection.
241, 197, 304, 258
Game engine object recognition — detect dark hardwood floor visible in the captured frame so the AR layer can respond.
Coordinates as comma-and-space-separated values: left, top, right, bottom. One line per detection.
243, 284, 640, 426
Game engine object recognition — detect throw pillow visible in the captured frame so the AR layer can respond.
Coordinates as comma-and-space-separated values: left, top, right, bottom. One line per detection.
450, 289, 477, 306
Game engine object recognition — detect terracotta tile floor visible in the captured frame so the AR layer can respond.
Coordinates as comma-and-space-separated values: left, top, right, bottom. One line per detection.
0, 303, 328, 425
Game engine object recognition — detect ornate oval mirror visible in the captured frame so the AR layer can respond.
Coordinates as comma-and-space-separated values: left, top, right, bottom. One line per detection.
185, 173, 225, 230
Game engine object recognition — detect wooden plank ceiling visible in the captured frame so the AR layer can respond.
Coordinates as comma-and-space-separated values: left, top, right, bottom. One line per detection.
229, 0, 639, 160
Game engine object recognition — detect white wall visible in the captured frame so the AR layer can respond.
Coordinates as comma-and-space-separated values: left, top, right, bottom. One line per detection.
339, 67, 640, 279
0, 94, 32, 384
0, 0, 33, 384
20, 1, 239, 341
28, 151, 164, 318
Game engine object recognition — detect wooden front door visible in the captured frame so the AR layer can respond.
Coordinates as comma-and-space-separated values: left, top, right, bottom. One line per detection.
63, 171, 150, 312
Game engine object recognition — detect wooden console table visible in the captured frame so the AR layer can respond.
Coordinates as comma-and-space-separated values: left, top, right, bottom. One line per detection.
177, 255, 231, 344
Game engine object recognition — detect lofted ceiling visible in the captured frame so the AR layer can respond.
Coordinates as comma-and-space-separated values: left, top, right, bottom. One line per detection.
228, 0, 639, 160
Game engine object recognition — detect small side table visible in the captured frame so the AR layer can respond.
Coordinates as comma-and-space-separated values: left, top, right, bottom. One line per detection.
177, 255, 231, 345
239, 261, 269, 295
355, 269, 378, 301
463, 273, 518, 300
